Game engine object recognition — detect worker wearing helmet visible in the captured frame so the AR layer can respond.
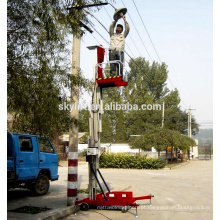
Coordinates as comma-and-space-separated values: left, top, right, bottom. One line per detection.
109, 15, 130, 77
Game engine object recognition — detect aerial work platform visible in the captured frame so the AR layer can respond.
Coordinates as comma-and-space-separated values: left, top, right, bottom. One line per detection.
77, 5, 154, 216
87, 45, 128, 88
96, 75, 128, 88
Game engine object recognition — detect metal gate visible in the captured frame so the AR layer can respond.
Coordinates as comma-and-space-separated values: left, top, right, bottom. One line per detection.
198, 144, 212, 160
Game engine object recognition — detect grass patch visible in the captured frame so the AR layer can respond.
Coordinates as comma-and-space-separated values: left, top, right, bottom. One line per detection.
9, 206, 51, 214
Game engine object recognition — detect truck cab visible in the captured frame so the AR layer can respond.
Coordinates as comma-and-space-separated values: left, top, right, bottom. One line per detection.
7, 132, 59, 195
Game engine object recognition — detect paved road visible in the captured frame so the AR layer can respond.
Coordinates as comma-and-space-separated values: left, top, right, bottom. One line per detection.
8, 160, 213, 220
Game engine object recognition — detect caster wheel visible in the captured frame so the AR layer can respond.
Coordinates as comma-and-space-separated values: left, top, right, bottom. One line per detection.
80, 203, 89, 211
122, 206, 128, 213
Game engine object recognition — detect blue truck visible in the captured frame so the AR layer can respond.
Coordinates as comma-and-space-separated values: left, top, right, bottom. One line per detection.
7, 131, 59, 195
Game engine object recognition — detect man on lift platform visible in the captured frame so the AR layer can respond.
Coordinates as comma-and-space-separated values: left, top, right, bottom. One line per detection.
109, 13, 130, 77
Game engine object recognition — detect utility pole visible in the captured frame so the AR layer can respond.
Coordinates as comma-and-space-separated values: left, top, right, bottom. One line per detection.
187, 105, 196, 138
162, 102, 165, 128
186, 105, 196, 160
66, 2, 108, 206
188, 107, 191, 138
67, 36, 80, 206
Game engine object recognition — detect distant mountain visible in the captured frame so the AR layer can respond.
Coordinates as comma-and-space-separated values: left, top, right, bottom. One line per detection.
193, 128, 213, 146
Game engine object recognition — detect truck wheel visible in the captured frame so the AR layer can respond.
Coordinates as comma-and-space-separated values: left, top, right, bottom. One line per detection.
34, 174, 50, 196
80, 203, 89, 211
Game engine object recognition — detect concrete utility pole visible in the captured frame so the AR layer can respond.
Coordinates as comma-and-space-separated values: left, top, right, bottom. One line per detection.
186, 105, 196, 160
162, 102, 165, 128
187, 105, 196, 138
188, 106, 192, 138
67, 36, 80, 206
66, 2, 108, 206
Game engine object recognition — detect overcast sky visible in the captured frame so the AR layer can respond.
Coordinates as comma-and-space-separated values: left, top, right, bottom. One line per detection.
77, 0, 213, 128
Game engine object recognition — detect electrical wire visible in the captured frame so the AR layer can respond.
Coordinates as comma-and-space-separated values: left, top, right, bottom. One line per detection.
132, 0, 178, 95
132, 0, 162, 62
121, 0, 153, 61
84, 9, 110, 34
127, 35, 142, 57
131, 0, 189, 108
104, 5, 112, 20
91, 33, 101, 44
89, 22, 109, 44
125, 42, 136, 58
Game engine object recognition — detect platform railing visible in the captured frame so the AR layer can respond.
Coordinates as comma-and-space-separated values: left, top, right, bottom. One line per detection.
95, 46, 128, 82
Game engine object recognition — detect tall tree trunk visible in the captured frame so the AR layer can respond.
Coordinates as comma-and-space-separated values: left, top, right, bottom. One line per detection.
171, 146, 173, 162
166, 147, 168, 162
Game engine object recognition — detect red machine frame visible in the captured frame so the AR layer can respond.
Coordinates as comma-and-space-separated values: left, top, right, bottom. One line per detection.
75, 191, 153, 213
96, 45, 128, 88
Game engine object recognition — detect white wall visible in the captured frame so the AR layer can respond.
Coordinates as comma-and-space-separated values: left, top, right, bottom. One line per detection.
108, 144, 139, 153
79, 143, 139, 153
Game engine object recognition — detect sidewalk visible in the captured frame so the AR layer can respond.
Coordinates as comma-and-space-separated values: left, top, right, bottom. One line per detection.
7, 161, 86, 220
7, 189, 85, 220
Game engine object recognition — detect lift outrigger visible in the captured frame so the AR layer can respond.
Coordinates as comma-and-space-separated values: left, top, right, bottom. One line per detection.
75, 45, 154, 216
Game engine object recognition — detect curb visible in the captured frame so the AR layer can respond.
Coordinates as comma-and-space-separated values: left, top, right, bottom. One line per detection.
38, 205, 80, 220
163, 161, 190, 170
170, 161, 190, 169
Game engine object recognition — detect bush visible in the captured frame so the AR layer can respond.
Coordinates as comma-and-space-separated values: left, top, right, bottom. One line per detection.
78, 149, 87, 157
99, 153, 166, 169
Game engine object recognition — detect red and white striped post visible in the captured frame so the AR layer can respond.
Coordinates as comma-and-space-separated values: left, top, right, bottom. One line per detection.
67, 36, 80, 206
67, 152, 78, 205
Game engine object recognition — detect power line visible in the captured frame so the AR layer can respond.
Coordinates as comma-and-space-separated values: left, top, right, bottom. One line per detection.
131, 0, 189, 109
125, 42, 136, 58
132, 0, 162, 63
103, 6, 112, 20
91, 33, 101, 45
84, 9, 109, 34
127, 35, 142, 57
89, 23, 109, 44
121, 0, 153, 61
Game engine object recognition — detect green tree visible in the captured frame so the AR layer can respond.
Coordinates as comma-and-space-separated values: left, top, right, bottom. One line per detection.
78, 108, 90, 132
128, 135, 152, 153
7, 0, 102, 139
101, 114, 112, 143
129, 128, 196, 157
115, 109, 126, 143
124, 57, 199, 137
102, 87, 123, 142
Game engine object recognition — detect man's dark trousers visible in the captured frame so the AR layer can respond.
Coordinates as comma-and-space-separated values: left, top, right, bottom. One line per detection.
109, 49, 124, 77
